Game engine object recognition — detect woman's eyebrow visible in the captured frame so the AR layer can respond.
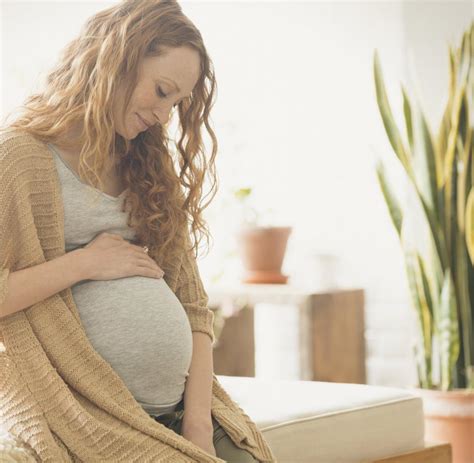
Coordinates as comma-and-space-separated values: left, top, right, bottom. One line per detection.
160, 75, 180, 92
160, 75, 192, 100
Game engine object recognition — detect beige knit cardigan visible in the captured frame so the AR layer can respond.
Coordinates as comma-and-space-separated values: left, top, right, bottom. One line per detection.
0, 130, 277, 462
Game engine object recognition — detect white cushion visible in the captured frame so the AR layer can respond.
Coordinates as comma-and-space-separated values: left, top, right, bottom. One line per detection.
0, 376, 425, 462
217, 375, 425, 462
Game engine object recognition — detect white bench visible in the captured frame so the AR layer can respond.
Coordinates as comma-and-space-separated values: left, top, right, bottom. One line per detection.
218, 375, 451, 463
0, 375, 452, 462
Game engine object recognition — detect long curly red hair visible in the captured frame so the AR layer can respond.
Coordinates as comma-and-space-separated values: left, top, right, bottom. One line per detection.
0, 0, 219, 266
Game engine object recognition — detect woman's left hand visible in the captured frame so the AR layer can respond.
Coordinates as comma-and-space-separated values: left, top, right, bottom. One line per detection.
181, 415, 216, 456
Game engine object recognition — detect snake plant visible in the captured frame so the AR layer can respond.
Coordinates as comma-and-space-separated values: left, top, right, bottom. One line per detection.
373, 22, 473, 390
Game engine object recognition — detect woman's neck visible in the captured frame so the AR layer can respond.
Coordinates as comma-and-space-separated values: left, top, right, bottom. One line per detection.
53, 122, 119, 173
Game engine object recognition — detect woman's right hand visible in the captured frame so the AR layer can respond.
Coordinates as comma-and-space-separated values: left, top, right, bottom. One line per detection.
79, 232, 165, 281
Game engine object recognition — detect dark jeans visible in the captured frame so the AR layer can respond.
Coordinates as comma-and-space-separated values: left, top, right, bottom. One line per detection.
151, 399, 258, 462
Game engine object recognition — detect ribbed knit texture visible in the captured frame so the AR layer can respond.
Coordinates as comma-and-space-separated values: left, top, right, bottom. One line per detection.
0, 130, 277, 463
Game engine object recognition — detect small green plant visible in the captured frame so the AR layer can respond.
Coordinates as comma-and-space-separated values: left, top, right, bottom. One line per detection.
233, 187, 259, 226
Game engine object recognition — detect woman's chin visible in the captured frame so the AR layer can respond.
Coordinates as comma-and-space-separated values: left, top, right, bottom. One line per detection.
120, 127, 141, 140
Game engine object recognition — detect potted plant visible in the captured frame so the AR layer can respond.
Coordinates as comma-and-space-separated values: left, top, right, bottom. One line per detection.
233, 187, 292, 284
373, 23, 473, 462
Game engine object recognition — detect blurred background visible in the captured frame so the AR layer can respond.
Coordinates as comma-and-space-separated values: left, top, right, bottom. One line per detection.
1, 0, 471, 390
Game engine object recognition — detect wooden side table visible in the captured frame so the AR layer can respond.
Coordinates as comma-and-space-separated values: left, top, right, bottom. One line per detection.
208, 284, 366, 384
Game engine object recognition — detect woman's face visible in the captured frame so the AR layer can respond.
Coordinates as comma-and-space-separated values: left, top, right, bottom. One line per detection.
113, 45, 201, 139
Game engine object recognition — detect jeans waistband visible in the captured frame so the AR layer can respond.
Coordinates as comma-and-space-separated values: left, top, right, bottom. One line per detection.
152, 397, 184, 421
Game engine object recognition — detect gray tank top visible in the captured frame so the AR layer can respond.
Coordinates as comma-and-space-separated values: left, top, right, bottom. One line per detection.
48, 142, 193, 417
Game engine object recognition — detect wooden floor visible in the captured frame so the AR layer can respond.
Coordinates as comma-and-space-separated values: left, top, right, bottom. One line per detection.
368, 442, 452, 463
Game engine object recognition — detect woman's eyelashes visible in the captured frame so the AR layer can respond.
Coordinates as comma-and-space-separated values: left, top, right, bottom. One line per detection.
156, 86, 168, 98
156, 86, 179, 108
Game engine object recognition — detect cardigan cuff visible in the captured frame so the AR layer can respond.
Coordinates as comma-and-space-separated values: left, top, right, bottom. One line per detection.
0, 268, 10, 308
183, 305, 215, 344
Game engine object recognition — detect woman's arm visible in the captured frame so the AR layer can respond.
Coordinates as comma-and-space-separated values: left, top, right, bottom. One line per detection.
183, 331, 214, 421
173, 233, 216, 420
181, 331, 215, 455
0, 249, 87, 319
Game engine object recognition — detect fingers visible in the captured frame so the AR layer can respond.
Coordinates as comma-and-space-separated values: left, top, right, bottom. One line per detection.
129, 242, 150, 253
131, 245, 165, 274
134, 261, 164, 279
105, 234, 164, 275
136, 253, 159, 267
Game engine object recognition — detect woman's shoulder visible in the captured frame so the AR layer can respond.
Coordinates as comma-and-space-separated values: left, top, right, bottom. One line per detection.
0, 128, 43, 153
0, 129, 50, 171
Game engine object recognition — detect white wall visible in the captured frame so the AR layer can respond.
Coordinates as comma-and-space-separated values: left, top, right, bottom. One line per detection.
1, 1, 115, 116
402, 1, 473, 128
182, 0, 409, 386
180, 1, 471, 387
181, 1, 406, 292
1, 1, 471, 387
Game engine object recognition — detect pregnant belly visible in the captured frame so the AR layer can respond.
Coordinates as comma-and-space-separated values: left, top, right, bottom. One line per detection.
70, 275, 193, 384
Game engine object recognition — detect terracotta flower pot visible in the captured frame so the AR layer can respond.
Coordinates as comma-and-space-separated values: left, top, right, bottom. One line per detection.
236, 226, 292, 284
407, 387, 474, 463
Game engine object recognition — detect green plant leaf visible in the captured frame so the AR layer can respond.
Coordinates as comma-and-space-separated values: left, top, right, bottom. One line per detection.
466, 188, 474, 265
412, 104, 439, 220
457, 118, 472, 234
402, 85, 414, 151
375, 160, 403, 236
436, 47, 457, 167
438, 270, 460, 390
234, 188, 252, 201
443, 64, 468, 188
416, 187, 449, 271
418, 254, 436, 330
403, 245, 433, 388
373, 51, 412, 177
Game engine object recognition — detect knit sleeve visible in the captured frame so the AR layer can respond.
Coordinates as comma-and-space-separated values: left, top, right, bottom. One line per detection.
174, 232, 215, 345
0, 141, 18, 311
0, 269, 10, 310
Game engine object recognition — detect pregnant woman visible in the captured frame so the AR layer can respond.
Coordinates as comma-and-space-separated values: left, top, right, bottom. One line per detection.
0, 1, 275, 461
